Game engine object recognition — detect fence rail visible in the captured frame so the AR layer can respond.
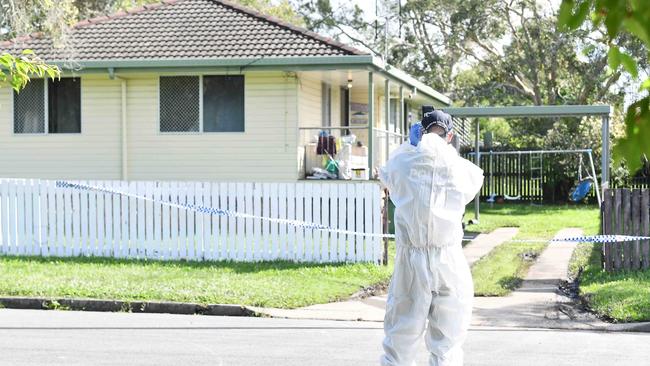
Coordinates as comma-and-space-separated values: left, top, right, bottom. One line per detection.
461, 151, 544, 201
0, 179, 383, 263
461, 151, 598, 203
601, 188, 650, 272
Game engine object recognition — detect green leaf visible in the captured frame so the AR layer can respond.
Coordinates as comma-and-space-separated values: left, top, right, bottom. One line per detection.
568, 1, 591, 30
581, 44, 596, 56
614, 97, 650, 174
620, 52, 639, 78
558, 0, 576, 29
604, 5, 625, 39
639, 78, 650, 91
623, 15, 650, 45
607, 46, 621, 70
558, 0, 592, 30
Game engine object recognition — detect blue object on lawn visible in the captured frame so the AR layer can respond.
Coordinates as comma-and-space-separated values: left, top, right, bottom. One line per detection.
570, 179, 593, 202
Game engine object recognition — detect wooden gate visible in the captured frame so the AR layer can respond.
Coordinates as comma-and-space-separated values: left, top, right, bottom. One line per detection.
601, 188, 650, 272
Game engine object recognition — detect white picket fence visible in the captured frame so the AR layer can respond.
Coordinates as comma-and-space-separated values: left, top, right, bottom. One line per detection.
0, 179, 383, 263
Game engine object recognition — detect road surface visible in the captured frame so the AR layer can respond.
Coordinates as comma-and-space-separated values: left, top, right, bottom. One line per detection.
1, 309, 647, 365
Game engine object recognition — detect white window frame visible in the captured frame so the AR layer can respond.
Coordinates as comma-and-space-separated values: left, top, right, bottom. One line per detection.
11, 77, 83, 135
158, 74, 246, 135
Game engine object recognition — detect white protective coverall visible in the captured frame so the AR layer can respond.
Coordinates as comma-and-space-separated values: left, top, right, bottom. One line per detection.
379, 133, 484, 366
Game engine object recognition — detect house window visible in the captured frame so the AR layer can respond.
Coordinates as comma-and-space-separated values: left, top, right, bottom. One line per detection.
159, 75, 245, 133
49, 78, 81, 133
14, 78, 81, 134
159, 76, 200, 132
321, 82, 331, 127
14, 79, 45, 133
203, 75, 244, 132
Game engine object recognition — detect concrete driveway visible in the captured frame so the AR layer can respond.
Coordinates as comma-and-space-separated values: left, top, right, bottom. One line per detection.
2, 309, 649, 366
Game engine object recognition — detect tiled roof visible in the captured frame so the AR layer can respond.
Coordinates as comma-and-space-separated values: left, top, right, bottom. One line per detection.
0, 0, 366, 62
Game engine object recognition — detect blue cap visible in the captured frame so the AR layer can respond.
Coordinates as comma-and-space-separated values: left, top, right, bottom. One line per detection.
421, 106, 453, 134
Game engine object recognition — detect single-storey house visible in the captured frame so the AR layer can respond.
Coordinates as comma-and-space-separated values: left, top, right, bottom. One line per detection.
0, 0, 451, 181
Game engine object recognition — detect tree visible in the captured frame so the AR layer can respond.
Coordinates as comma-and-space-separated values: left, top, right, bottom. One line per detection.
297, 0, 382, 56
301, 1, 632, 150
70, 0, 303, 24
0, 50, 60, 91
558, 0, 650, 174
0, 0, 78, 43
0, 1, 63, 91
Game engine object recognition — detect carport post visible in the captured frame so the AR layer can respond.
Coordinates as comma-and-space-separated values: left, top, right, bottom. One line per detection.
474, 118, 480, 223
601, 115, 610, 196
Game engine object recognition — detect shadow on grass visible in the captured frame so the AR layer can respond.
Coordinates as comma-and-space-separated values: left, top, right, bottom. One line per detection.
497, 275, 523, 291
466, 202, 599, 217
0, 254, 371, 274
462, 231, 481, 247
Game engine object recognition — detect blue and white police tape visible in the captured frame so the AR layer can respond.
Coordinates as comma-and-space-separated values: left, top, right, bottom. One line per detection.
56, 181, 650, 244
505, 235, 650, 244
553, 235, 650, 243
55, 180, 394, 239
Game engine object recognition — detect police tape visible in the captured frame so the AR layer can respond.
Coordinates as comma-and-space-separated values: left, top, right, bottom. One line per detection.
55, 180, 393, 239
501, 235, 650, 244
56, 181, 650, 244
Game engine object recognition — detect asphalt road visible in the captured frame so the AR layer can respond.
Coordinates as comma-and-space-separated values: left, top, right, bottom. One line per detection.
1, 309, 648, 366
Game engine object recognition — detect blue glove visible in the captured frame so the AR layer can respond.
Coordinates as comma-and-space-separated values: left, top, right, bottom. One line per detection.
409, 123, 424, 146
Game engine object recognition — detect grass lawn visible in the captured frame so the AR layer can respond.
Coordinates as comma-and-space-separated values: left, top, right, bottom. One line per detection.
465, 203, 600, 296
569, 243, 650, 322
0, 252, 394, 309
0, 204, 610, 308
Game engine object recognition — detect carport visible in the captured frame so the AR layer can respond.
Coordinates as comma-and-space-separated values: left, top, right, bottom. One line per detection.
442, 105, 612, 223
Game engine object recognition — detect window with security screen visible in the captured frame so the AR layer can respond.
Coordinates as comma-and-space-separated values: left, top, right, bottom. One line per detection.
159, 75, 245, 133
159, 76, 200, 132
14, 79, 45, 133
203, 75, 244, 132
14, 78, 81, 134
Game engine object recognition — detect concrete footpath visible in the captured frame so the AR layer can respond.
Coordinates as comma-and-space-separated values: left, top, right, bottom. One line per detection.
463, 227, 519, 266
471, 228, 601, 329
252, 227, 519, 323
254, 228, 650, 332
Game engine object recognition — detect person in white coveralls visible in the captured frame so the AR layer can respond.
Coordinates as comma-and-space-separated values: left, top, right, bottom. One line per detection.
379, 106, 484, 366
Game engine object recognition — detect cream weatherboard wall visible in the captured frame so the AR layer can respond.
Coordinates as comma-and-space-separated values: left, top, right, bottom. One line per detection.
126, 71, 298, 181
0, 76, 122, 179
0, 72, 299, 181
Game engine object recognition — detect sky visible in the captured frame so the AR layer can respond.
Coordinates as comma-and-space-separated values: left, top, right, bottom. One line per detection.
329, 0, 382, 21
330, 0, 374, 12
